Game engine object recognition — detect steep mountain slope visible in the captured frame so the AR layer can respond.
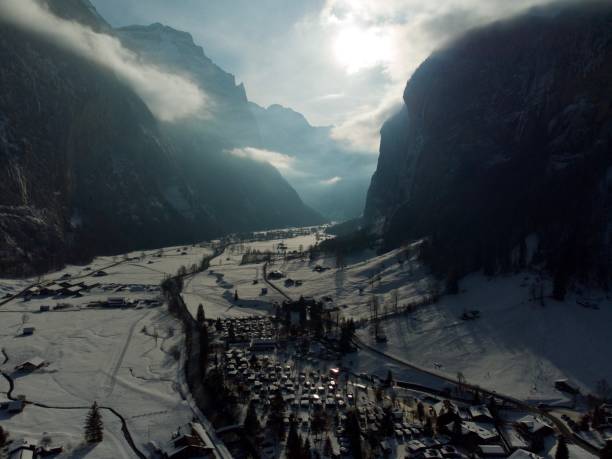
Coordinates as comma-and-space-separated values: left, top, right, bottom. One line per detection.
0, 1, 320, 276
249, 102, 373, 220
116, 23, 323, 231
364, 1, 612, 292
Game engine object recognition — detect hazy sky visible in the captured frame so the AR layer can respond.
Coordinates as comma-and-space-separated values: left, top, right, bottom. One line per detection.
91, 0, 558, 152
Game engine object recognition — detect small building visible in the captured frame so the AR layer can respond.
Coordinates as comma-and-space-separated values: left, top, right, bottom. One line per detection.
516, 415, 554, 440
92, 270, 108, 277
267, 271, 284, 280
15, 357, 46, 372
22, 327, 35, 336
163, 422, 216, 459
8, 439, 36, 459
250, 338, 277, 352
470, 405, 495, 423
477, 444, 506, 457
39, 305, 51, 312
107, 297, 127, 308
507, 449, 543, 459
260, 287, 268, 295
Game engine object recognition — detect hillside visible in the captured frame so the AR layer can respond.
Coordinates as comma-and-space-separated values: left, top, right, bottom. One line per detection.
364, 1, 612, 293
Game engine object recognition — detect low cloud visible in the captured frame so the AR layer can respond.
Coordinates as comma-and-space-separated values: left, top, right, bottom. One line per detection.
320, 176, 343, 185
0, 0, 206, 122
227, 147, 296, 172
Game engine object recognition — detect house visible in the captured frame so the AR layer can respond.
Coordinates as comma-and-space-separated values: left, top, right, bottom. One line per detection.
470, 405, 495, 423
499, 425, 529, 451
516, 415, 554, 440
8, 439, 36, 459
507, 449, 543, 459
163, 422, 216, 459
22, 326, 35, 336
250, 338, 277, 352
267, 271, 284, 280
107, 297, 127, 307
39, 305, 51, 312
477, 444, 506, 457
447, 421, 499, 444
15, 357, 46, 372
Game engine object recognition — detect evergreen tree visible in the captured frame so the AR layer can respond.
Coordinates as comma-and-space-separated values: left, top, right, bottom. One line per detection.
84, 401, 104, 443
287, 419, 302, 459
244, 401, 260, 436
555, 436, 569, 459
601, 440, 612, 459
196, 304, 205, 326
417, 402, 425, 421
303, 437, 312, 459
0, 425, 7, 447
345, 410, 363, 459
424, 417, 433, 436
324, 436, 332, 457
385, 370, 393, 387
234, 290, 239, 301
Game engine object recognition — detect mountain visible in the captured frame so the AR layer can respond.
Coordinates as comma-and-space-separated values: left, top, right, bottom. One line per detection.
249, 102, 373, 221
0, 1, 321, 276
115, 23, 322, 231
364, 1, 612, 294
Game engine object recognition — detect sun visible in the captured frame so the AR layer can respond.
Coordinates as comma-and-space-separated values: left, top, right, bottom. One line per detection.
333, 25, 390, 74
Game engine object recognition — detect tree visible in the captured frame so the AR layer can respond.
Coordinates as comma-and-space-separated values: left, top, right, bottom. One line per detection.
234, 290, 239, 302
84, 401, 104, 443
324, 436, 332, 457
303, 437, 312, 459
287, 418, 302, 459
345, 410, 363, 459
423, 417, 433, 436
596, 379, 611, 401
0, 425, 7, 447
196, 304, 206, 326
417, 402, 425, 421
384, 370, 393, 387
244, 401, 260, 436
555, 436, 569, 459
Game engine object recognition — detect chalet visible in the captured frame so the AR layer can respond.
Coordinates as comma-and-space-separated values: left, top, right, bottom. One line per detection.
470, 405, 495, 423
507, 449, 543, 459
516, 415, 554, 440
250, 338, 277, 352
15, 357, 46, 372
8, 439, 36, 459
267, 271, 284, 280
477, 444, 506, 457
447, 421, 499, 444
45, 284, 66, 296
163, 422, 216, 459
499, 425, 529, 451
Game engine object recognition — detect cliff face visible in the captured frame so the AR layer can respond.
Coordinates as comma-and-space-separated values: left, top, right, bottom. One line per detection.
365, 2, 612, 287
0, 2, 321, 276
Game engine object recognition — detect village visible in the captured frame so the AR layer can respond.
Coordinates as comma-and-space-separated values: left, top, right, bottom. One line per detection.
0, 226, 611, 459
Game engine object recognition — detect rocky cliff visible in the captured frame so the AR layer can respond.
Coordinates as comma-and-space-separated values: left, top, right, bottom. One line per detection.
365, 1, 612, 292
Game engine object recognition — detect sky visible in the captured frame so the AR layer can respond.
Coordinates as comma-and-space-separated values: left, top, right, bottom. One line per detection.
90, 0, 558, 153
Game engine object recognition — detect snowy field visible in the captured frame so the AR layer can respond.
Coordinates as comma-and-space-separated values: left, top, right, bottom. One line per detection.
0, 247, 215, 458
181, 234, 322, 320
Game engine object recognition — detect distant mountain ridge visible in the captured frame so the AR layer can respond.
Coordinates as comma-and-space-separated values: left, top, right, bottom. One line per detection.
0, 0, 321, 276
364, 1, 612, 294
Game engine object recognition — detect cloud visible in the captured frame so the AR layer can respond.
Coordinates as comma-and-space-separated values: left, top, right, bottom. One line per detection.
320, 176, 343, 185
320, 0, 562, 151
227, 147, 296, 172
0, 0, 206, 122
